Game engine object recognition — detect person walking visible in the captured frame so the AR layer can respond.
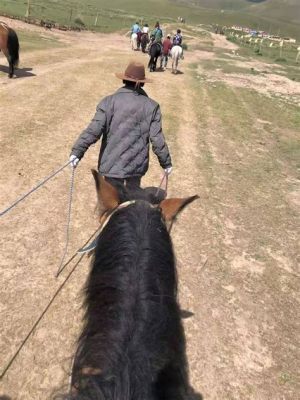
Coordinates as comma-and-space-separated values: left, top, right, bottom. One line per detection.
69, 61, 172, 190
161, 35, 173, 69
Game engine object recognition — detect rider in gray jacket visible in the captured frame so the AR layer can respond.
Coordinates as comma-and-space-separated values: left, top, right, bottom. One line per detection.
70, 61, 172, 189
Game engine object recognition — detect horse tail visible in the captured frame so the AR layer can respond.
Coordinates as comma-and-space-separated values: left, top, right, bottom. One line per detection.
7, 28, 19, 67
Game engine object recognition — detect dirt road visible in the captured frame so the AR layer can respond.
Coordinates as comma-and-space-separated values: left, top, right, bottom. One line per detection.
0, 18, 299, 399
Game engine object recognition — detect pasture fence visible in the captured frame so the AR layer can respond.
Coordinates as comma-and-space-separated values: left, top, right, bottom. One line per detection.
0, 0, 176, 33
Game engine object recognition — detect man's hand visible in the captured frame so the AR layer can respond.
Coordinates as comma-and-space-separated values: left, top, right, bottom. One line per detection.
164, 166, 172, 175
69, 154, 80, 168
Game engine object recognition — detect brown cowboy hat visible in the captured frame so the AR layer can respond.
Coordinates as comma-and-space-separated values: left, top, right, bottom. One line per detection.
115, 61, 152, 83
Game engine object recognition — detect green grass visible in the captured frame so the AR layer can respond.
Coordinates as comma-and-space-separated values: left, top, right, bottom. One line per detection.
223, 35, 300, 82
174, 0, 300, 38
229, 37, 299, 63
0, 0, 299, 39
18, 31, 64, 52
188, 67, 299, 269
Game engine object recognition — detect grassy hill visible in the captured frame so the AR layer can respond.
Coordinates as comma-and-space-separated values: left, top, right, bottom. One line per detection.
172, 0, 300, 38
194, 0, 300, 25
0, 0, 299, 39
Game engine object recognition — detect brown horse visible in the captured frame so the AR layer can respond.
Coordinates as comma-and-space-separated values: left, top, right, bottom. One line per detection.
140, 32, 149, 53
59, 172, 199, 399
0, 21, 19, 78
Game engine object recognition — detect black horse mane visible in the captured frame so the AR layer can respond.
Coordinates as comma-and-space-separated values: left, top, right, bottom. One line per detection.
56, 188, 190, 399
109, 182, 166, 204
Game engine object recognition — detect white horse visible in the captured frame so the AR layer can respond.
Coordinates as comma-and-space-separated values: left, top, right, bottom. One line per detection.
170, 45, 183, 74
131, 32, 138, 50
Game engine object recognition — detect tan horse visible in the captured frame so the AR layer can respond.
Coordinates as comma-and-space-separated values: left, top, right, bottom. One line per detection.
0, 21, 19, 78
131, 32, 138, 50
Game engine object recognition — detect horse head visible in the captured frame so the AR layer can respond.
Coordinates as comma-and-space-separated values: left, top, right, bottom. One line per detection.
92, 169, 199, 232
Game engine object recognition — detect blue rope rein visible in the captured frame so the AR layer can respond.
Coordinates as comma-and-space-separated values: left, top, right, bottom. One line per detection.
0, 160, 76, 279
55, 166, 75, 277
0, 160, 72, 217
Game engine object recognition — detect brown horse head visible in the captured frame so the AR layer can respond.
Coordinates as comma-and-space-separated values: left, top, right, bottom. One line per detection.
92, 169, 199, 226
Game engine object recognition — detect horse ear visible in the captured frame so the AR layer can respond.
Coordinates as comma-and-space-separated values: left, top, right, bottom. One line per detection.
159, 195, 199, 221
91, 170, 120, 210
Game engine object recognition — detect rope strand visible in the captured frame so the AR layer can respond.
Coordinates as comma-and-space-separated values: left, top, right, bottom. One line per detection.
0, 253, 85, 380
55, 166, 75, 277
0, 160, 72, 217
155, 171, 168, 199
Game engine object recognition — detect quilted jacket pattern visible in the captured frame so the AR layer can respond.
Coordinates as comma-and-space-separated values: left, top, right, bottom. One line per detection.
71, 86, 172, 178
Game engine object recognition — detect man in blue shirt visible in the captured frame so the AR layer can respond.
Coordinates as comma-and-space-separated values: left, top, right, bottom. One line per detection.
173, 29, 183, 46
131, 21, 141, 34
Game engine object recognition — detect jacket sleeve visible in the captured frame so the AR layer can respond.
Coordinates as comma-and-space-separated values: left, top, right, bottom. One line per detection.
149, 105, 172, 169
71, 100, 107, 159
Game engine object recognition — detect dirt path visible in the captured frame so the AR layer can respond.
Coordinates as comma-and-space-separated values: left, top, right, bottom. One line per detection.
0, 19, 299, 400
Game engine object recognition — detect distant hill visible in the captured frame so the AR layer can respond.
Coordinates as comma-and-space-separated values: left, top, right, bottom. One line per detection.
172, 0, 300, 22
172, 0, 300, 38
0, 0, 299, 39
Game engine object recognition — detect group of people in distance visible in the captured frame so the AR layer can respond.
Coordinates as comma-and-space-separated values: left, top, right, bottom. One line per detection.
131, 21, 184, 69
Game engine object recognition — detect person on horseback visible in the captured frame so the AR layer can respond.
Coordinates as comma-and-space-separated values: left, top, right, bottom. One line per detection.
69, 61, 172, 189
149, 21, 163, 58
130, 22, 141, 50
140, 23, 150, 52
173, 29, 182, 46
131, 21, 141, 34
151, 21, 163, 45
142, 23, 149, 34
173, 29, 184, 59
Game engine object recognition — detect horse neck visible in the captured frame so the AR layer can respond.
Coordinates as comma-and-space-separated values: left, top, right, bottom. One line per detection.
90, 203, 176, 298
83, 202, 177, 339
72, 203, 177, 397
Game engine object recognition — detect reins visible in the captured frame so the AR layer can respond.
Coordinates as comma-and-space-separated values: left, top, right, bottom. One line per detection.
155, 171, 168, 198
0, 160, 72, 217
55, 166, 75, 277
0, 168, 170, 378
0, 160, 76, 279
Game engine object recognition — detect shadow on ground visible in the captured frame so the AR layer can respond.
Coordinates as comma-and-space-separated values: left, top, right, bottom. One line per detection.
0, 65, 36, 78
171, 70, 184, 75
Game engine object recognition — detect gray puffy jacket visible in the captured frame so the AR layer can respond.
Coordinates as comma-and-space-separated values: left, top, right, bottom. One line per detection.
71, 86, 172, 178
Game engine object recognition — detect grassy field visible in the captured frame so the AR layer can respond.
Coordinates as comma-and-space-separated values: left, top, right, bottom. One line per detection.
0, 0, 299, 39
18, 30, 64, 52
223, 35, 300, 82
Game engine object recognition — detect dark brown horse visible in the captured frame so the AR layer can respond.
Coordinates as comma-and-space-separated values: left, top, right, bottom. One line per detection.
140, 33, 149, 53
0, 21, 19, 78
59, 172, 199, 399
148, 42, 162, 72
